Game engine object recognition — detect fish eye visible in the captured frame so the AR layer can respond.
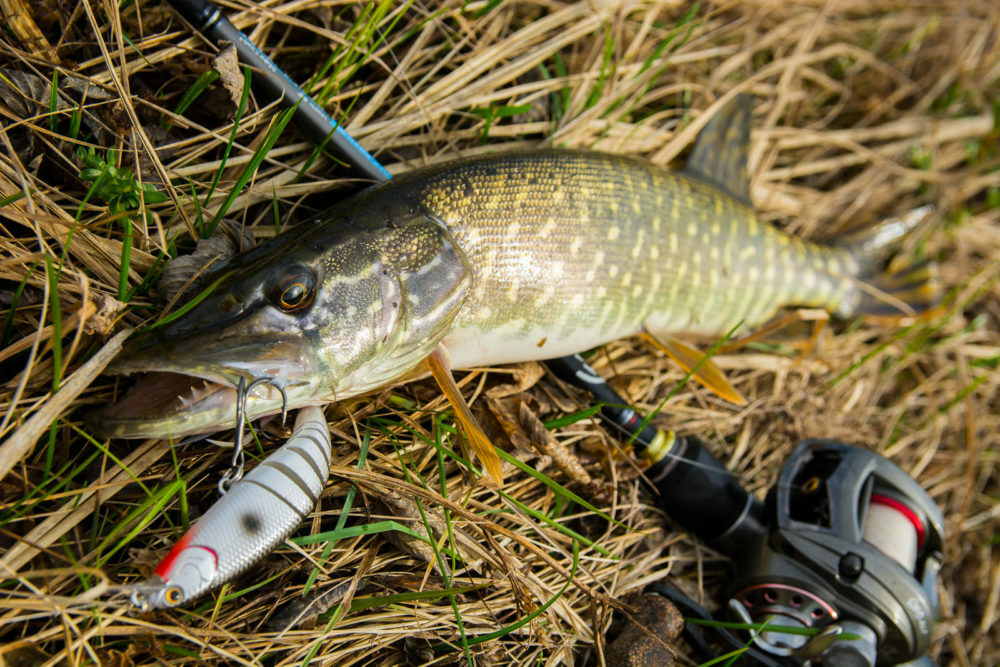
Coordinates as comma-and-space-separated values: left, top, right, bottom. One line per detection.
164, 586, 184, 606
268, 266, 315, 313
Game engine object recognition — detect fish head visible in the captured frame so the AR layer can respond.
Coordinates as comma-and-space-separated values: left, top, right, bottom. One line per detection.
91, 207, 472, 439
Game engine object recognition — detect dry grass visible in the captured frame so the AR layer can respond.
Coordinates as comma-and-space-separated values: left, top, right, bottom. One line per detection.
0, 0, 998, 664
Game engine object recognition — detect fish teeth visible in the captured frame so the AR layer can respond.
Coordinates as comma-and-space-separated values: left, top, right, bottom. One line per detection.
174, 380, 214, 408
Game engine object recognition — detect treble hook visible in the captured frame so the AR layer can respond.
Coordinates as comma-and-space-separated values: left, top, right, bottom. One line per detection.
218, 375, 289, 495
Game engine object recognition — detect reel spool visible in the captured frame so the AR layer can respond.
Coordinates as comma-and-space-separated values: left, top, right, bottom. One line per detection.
863, 493, 925, 572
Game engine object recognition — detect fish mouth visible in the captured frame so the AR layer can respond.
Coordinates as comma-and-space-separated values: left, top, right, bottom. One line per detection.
90, 366, 289, 440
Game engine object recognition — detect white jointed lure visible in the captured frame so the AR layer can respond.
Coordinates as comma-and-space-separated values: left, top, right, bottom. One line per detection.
130, 407, 331, 609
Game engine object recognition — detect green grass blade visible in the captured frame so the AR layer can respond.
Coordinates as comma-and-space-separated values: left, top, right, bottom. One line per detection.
144, 269, 234, 330
0, 191, 26, 207
349, 584, 490, 612
95, 479, 187, 567
48, 70, 59, 133
542, 404, 601, 429
43, 421, 58, 482
172, 70, 220, 118
585, 26, 615, 109
384, 432, 473, 667
45, 257, 63, 390
698, 648, 752, 667
435, 416, 460, 577
121, 31, 155, 69
0, 447, 101, 527
473, 0, 505, 18
500, 489, 612, 557
3, 260, 38, 348
638, 2, 701, 76
299, 614, 336, 667
433, 540, 580, 649
118, 215, 133, 302
69, 102, 82, 140
203, 66, 252, 224
73, 425, 154, 495
685, 617, 863, 640
207, 103, 297, 234
302, 429, 370, 595
626, 322, 741, 451
495, 447, 626, 532
290, 520, 431, 546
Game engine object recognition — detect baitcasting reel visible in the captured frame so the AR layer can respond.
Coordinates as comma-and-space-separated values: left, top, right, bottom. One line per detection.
547, 355, 944, 666
651, 437, 943, 666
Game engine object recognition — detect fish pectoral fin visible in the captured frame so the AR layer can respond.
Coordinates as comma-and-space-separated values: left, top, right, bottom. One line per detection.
641, 332, 747, 406
425, 345, 504, 488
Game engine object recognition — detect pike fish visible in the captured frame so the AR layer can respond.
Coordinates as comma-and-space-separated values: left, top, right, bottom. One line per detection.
93, 98, 938, 474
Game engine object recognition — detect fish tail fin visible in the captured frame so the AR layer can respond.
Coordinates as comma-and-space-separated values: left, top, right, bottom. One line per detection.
836, 205, 941, 318
851, 256, 940, 318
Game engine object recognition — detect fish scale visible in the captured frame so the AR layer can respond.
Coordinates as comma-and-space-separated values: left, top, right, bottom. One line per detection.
378, 149, 853, 368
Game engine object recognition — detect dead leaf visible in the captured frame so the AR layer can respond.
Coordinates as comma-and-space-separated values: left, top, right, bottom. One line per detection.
160, 219, 253, 302
265, 578, 371, 633
378, 494, 451, 579
213, 43, 243, 108
485, 361, 545, 399
517, 398, 594, 487
82, 293, 123, 336
484, 393, 552, 470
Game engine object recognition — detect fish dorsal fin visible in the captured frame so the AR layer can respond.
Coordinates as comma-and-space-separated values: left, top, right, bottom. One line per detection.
682, 94, 754, 206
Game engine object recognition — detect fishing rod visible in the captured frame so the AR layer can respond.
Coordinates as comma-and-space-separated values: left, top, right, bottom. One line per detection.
162, 0, 635, 472
548, 354, 943, 667
165, 0, 390, 182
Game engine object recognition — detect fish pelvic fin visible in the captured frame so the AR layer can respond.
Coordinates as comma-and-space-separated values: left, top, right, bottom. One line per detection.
641, 333, 747, 406
426, 345, 504, 488
836, 205, 941, 319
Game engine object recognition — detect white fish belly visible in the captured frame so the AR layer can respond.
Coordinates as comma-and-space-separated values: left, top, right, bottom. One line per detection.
443, 319, 641, 369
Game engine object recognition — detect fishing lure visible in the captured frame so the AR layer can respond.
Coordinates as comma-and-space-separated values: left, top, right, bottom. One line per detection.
129, 406, 331, 609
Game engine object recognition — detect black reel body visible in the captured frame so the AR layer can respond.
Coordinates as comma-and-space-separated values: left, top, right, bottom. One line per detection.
727, 440, 944, 665
642, 438, 943, 666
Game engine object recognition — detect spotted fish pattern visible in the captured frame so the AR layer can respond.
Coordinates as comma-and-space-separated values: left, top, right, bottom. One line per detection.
98, 99, 936, 441
374, 149, 858, 368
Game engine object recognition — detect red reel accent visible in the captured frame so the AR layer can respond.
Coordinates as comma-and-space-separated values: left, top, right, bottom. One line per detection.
870, 493, 925, 550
